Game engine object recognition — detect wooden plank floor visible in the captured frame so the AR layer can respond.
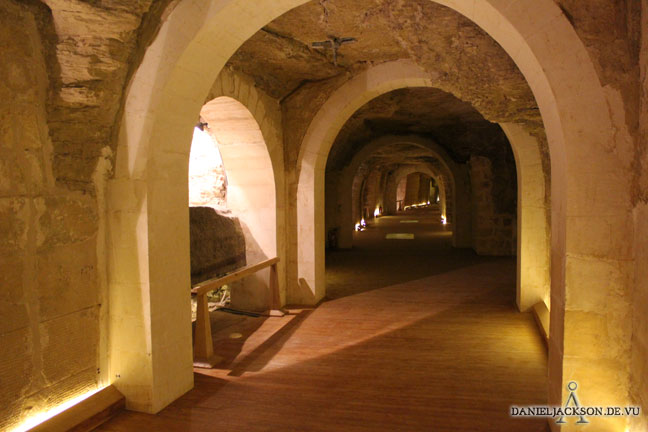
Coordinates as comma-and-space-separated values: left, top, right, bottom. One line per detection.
99, 212, 548, 432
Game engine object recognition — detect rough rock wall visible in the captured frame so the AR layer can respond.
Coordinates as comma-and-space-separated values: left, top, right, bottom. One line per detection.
638, 0, 648, 203
417, 176, 431, 205
396, 176, 406, 206
40, 0, 173, 192
630, 1, 648, 429
351, 165, 369, 224
189, 207, 246, 285
469, 156, 516, 256
631, 202, 648, 431
404, 173, 422, 207
0, 2, 100, 429
556, 0, 641, 143
324, 171, 340, 248
363, 169, 383, 218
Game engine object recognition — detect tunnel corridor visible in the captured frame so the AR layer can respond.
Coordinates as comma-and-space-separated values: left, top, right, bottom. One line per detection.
4, 0, 646, 430
98, 210, 547, 432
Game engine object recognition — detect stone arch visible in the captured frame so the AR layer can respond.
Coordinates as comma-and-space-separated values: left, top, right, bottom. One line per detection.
331, 135, 468, 249
110, 61, 286, 411
203, 70, 286, 267
383, 164, 447, 217
501, 123, 551, 313
296, 64, 539, 310
293, 9, 631, 427
355, 167, 382, 222
112, 1, 633, 426
198, 95, 277, 310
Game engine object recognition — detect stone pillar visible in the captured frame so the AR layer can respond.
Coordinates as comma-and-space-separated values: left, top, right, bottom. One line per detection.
452, 164, 473, 248
469, 156, 516, 256
404, 173, 421, 206
501, 123, 551, 312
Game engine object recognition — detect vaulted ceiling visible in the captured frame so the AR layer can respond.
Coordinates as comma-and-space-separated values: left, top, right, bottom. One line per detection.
227, 0, 540, 127
226, 0, 533, 208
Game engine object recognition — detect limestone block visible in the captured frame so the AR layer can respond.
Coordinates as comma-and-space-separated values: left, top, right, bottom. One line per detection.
221, 69, 236, 95
0, 45, 39, 103
564, 311, 609, 359
565, 256, 632, 312
0, 110, 48, 195
631, 203, 648, 426
35, 194, 98, 250
0, 197, 28, 254
0, 398, 25, 432
36, 238, 99, 321
0, 327, 33, 408
189, 207, 246, 284
246, 87, 259, 119
22, 367, 98, 426
567, 213, 633, 260
562, 357, 629, 430
40, 308, 98, 385
0, 253, 29, 334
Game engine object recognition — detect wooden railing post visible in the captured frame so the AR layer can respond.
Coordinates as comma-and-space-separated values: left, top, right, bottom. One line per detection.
191, 257, 284, 368
193, 292, 221, 368
266, 262, 285, 317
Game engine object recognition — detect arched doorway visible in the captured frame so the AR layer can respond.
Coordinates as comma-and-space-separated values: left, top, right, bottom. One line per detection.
112, 1, 633, 427
189, 96, 277, 311
385, 167, 448, 220
328, 135, 469, 251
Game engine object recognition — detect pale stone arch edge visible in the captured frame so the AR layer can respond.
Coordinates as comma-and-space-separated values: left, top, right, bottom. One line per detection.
294, 2, 633, 429
109, 0, 634, 428
382, 163, 448, 215
295, 60, 434, 303
331, 134, 465, 249
203, 69, 287, 309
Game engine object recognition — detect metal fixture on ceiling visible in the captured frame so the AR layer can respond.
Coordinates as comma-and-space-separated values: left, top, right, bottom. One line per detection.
312, 36, 357, 66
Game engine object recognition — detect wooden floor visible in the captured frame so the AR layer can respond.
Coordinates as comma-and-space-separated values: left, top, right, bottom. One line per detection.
99, 211, 548, 432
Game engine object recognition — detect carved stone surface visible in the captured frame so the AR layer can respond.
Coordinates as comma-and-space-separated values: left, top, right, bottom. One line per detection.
189, 207, 246, 284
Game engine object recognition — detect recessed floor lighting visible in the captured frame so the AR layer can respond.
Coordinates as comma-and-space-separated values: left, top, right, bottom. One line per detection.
229, 332, 243, 339
386, 233, 415, 240
400, 220, 419, 223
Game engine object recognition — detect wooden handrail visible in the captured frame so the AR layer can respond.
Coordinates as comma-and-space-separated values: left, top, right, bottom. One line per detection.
192, 257, 280, 296
192, 257, 284, 369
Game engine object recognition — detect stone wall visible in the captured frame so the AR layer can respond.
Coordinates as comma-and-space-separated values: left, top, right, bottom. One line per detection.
396, 177, 407, 207
0, 2, 100, 429
189, 207, 246, 284
324, 171, 340, 248
201, 68, 286, 312
632, 204, 648, 431
417, 175, 431, 205
630, 1, 648, 429
351, 165, 369, 225
469, 156, 516, 256
363, 169, 383, 220
404, 173, 422, 207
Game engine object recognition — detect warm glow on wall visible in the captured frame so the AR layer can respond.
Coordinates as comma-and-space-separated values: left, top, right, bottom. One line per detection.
374, 207, 380, 217
12, 386, 104, 432
189, 126, 226, 207
190, 127, 223, 169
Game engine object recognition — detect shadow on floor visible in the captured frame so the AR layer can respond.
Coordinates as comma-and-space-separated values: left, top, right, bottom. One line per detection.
227, 309, 313, 376
98, 212, 548, 432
